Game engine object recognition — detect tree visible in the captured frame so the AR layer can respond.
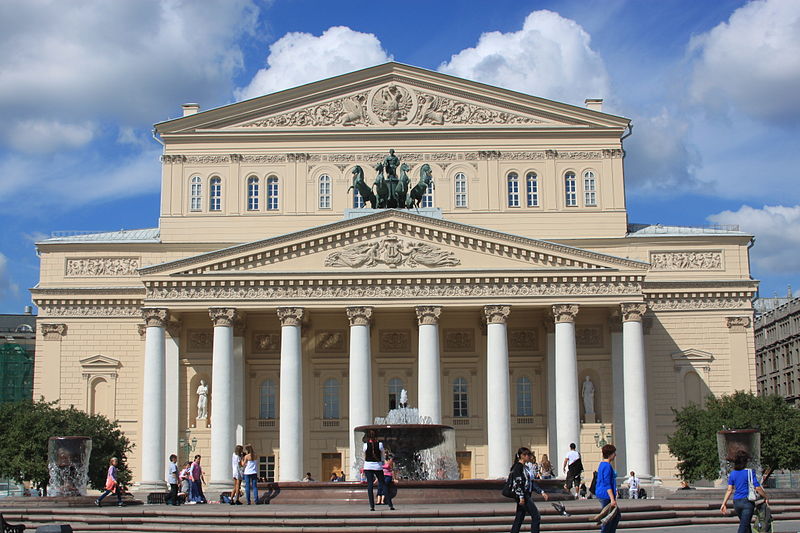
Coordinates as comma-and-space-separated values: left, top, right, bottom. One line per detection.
0, 399, 132, 494
668, 391, 800, 482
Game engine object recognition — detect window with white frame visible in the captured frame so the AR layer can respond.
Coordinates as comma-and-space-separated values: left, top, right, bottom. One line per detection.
190, 176, 202, 211
507, 172, 520, 207
319, 174, 331, 209
565, 172, 577, 206
247, 176, 259, 211
266, 176, 279, 210
259, 455, 275, 482
388, 377, 403, 410
453, 377, 468, 418
422, 185, 434, 208
516, 376, 533, 416
209, 177, 222, 211
353, 188, 365, 208
454, 172, 468, 208
259, 379, 276, 419
583, 170, 597, 206
322, 378, 340, 419
526, 172, 539, 207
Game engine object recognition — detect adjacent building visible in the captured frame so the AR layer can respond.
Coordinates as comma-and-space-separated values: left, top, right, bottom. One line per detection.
755, 295, 800, 405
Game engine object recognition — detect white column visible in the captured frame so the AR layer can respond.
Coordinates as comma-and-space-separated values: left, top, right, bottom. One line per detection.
553, 304, 580, 472
621, 303, 652, 480
416, 306, 442, 424
485, 305, 511, 478
545, 321, 558, 466
233, 325, 245, 445
164, 321, 181, 464
610, 315, 626, 473
208, 307, 237, 492
278, 307, 304, 481
140, 308, 168, 490
347, 306, 373, 481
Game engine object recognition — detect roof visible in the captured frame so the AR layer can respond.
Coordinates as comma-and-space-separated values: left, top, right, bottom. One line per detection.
39, 228, 160, 244
626, 223, 750, 237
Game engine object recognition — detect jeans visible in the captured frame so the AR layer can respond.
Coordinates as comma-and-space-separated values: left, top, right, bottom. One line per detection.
733, 498, 755, 533
510, 495, 541, 533
244, 473, 259, 504
598, 498, 621, 533
365, 469, 392, 509
97, 486, 121, 505
165, 483, 179, 505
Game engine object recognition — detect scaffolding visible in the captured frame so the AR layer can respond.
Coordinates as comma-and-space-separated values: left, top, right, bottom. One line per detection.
0, 341, 33, 403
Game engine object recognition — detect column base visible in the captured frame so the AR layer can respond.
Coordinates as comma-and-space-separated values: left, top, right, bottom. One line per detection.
137, 480, 167, 492
207, 480, 234, 496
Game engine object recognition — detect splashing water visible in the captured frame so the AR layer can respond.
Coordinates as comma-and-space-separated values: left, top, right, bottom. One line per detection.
48, 437, 92, 497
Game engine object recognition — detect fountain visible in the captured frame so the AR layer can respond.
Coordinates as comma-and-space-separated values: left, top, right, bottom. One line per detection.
717, 429, 761, 479
47, 436, 92, 497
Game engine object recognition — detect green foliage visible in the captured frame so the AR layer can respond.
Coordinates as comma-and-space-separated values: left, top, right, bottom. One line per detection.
668, 391, 800, 482
0, 399, 132, 492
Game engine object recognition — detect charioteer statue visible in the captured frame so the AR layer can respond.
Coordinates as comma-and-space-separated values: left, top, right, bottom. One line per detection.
348, 149, 434, 210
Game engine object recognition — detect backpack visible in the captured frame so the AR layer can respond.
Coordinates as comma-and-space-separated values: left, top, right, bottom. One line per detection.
589, 471, 598, 495
501, 470, 516, 499
568, 457, 584, 476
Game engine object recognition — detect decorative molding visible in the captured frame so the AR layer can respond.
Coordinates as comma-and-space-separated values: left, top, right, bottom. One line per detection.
240, 154, 287, 163
40, 323, 67, 340
276, 307, 304, 327
37, 302, 142, 318
379, 330, 411, 353
620, 303, 647, 322
137, 323, 146, 339
508, 328, 537, 351
650, 251, 723, 271
478, 150, 502, 159
208, 307, 237, 327
160, 154, 186, 164
602, 149, 623, 158
142, 307, 169, 328
325, 236, 460, 269
415, 93, 541, 126
443, 329, 474, 352
557, 151, 602, 160
252, 332, 280, 354
484, 305, 511, 325
66, 257, 140, 277
726, 316, 752, 329
576, 326, 603, 347
187, 330, 213, 352
552, 304, 579, 323
315, 330, 346, 353
647, 296, 751, 312
416, 306, 442, 325
346, 306, 373, 327
371, 84, 414, 125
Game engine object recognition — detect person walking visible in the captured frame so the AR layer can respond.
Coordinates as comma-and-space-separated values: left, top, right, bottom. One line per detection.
562, 443, 583, 498
231, 445, 244, 505
363, 429, 394, 511
720, 450, 768, 533
188, 455, 206, 504
539, 454, 554, 479
377, 454, 395, 505
627, 471, 640, 499
178, 461, 192, 503
508, 447, 549, 533
95, 457, 123, 507
242, 444, 259, 505
595, 444, 621, 533
165, 454, 179, 506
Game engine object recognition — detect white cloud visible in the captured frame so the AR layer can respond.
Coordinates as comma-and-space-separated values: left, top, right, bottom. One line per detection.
236, 26, 392, 101
5, 119, 95, 153
438, 10, 610, 106
688, 0, 800, 124
0, 252, 20, 301
708, 205, 800, 274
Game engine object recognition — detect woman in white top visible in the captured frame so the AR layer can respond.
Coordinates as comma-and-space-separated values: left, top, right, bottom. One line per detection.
242, 444, 259, 505
363, 429, 394, 511
230, 445, 244, 505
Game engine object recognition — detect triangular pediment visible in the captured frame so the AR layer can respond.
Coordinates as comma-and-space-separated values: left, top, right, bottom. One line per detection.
155, 63, 629, 134
671, 348, 714, 364
140, 210, 648, 278
80, 354, 121, 370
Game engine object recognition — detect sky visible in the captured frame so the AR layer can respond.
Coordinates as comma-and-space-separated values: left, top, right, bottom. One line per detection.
1, 0, 799, 313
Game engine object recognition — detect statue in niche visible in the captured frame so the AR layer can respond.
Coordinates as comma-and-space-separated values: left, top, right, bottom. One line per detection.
400, 389, 408, 408
582, 376, 595, 415
196, 379, 209, 419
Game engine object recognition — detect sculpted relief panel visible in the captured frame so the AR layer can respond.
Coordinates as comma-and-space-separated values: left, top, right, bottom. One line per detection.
324, 237, 460, 269
650, 251, 723, 271
66, 257, 140, 277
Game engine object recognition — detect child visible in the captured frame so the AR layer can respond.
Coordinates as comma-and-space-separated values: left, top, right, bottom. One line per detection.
165, 454, 179, 506
178, 461, 192, 504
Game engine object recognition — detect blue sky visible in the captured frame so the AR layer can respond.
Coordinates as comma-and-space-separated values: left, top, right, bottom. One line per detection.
1, 0, 799, 313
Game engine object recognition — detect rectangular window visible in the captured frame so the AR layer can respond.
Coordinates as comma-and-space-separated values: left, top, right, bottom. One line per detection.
319, 175, 331, 209
353, 189, 365, 208
267, 178, 279, 210
422, 188, 434, 208
454, 173, 467, 208
453, 379, 468, 418
565, 174, 577, 206
507, 174, 520, 207
247, 179, 259, 211
259, 455, 275, 482
526, 174, 538, 207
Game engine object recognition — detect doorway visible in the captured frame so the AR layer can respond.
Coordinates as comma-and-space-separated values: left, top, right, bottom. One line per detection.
321, 452, 342, 481
456, 451, 472, 479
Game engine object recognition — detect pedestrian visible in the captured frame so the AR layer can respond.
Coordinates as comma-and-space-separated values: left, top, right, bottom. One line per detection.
595, 444, 621, 533
562, 443, 583, 498
627, 471, 640, 499
539, 454, 554, 479
720, 450, 768, 533
377, 454, 395, 505
508, 446, 549, 533
165, 454, 179, 506
242, 444, 259, 505
302, 472, 315, 482
95, 457, 123, 507
231, 445, 244, 505
337, 471, 346, 482
188, 454, 206, 504
525, 452, 541, 485
330, 471, 339, 482
178, 461, 192, 503
363, 429, 394, 511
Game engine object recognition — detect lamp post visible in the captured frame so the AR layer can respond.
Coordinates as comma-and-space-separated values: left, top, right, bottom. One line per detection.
179, 429, 197, 462
594, 423, 612, 448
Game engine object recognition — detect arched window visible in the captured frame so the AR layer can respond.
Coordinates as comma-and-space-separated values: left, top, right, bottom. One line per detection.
322, 378, 340, 419
583, 170, 597, 206
507, 172, 520, 207
259, 379, 276, 419
526, 172, 539, 207
247, 176, 259, 211
422, 185, 434, 208
454, 172, 467, 208
209, 177, 222, 211
319, 174, 331, 209
266, 176, 279, 210
453, 377, 468, 418
565, 172, 577, 206
190, 176, 202, 211
388, 378, 404, 410
516, 376, 533, 416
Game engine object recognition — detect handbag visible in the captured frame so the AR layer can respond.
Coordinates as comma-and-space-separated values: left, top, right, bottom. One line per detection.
105, 475, 117, 492
501, 471, 516, 499
747, 469, 757, 501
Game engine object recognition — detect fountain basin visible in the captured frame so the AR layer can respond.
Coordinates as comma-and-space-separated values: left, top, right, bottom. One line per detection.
355, 424, 458, 480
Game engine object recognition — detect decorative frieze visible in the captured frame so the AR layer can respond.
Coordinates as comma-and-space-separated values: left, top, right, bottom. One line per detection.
315, 330, 346, 353
187, 330, 213, 351
602, 149, 623, 158
647, 296, 751, 311
208, 307, 237, 327
649, 251, 723, 271
66, 257, 140, 277
325, 236, 460, 268
40, 323, 67, 340
416, 306, 442, 325
552, 304, 579, 323
160, 155, 186, 164
508, 328, 537, 351
557, 151, 602, 160
576, 326, 603, 347
444, 329, 475, 352
38, 302, 143, 318
186, 155, 231, 164
379, 330, 411, 353
726, 316, 752, 329
620, 303, 647, 322
241, 154, 287, 163
277, 307, 304, 327
484, 305, 511, 324
142, 308, 169, 328
252, 332, 280, 354
346, 306, 373, 326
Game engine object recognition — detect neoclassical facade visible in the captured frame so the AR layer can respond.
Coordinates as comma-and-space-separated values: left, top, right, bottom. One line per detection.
32, 63, 757, 490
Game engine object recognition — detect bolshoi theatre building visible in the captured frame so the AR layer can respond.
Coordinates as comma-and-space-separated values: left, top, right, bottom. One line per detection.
31, 63, 757, 491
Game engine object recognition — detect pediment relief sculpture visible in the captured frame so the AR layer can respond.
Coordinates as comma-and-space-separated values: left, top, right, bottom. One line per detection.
324, 236, 460, 269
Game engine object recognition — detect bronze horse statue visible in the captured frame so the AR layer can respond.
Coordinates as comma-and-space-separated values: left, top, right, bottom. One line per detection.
347, 165, 377, 208
372, 162, 390, 208
396, 163, 411, 208
406, 164, 434, 209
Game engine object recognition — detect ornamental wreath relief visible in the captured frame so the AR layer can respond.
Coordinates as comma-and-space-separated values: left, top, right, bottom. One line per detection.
324, 236, 460, 268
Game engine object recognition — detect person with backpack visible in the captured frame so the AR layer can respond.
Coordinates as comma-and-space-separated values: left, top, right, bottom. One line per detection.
363, 429, 394, 511
507, 447, 549, 533
562, 443, 583, 498
720, 450, 768, 533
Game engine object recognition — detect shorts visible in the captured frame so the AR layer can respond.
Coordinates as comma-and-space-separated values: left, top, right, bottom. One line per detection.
565, 471, 581, 489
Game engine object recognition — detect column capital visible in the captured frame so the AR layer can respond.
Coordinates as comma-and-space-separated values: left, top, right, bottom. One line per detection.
277, 307, 304, 327
40, 323, 68, 340
416, 305, 442, 325
552, 304, 579, 324
346, 306, 373, 326
209, 307, 238, 327
142, 307, 169, 328
620, 302, 648, 322
484, 305, 511, 325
